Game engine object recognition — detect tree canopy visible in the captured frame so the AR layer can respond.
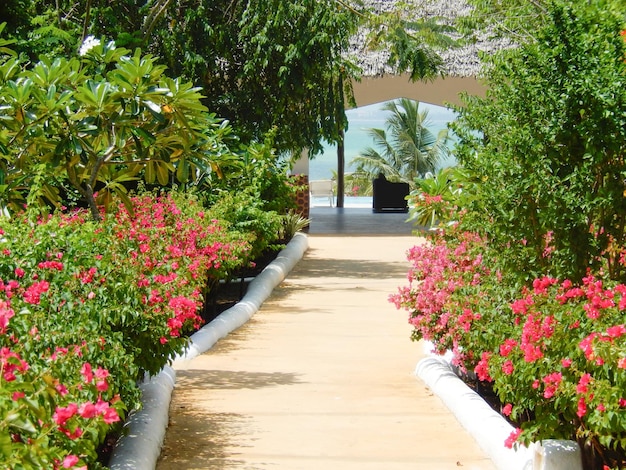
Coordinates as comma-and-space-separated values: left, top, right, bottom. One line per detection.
0, 0, 454, 158
0, 36, 235, 220
150, 0, 361, 155
453, 0, 626, 282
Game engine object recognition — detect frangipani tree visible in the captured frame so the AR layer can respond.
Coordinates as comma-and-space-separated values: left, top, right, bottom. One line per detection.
0, 34, 235, 220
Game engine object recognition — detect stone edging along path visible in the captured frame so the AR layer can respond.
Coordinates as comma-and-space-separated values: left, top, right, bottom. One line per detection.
417, 354, 584, 470
107, 231, 583, 470
107, 232, 310, 470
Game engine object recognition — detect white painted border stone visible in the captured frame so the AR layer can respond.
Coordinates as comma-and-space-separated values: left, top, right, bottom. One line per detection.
416, 357, 534, 470
416, 356, 583, 470
109, 232, 309, 470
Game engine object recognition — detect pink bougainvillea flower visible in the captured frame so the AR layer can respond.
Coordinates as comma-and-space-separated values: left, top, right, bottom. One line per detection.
37, 260, 64, 271
80, 362, 94, 383
542, 372, 563, 399
60, 426, 83, 440
606, 324, 626, 338
577, 373, 592, 395
0, 347, 29, 381
502, 360, 514, 375
94, 398, 121, 424
502, 403, 513, 416
505, 428, 522, 449
532, 276, 558, 294
22, 280, 50, 305
53, 403, 78, 426
499, 339, 517, 357
62, 455, 80, 468
579, 334, 597, 360
474, 352, 493, 382
78, 402, 97, 419
102, 406, 120, 424
0, 300, 15, 333
96, 379, 109, 392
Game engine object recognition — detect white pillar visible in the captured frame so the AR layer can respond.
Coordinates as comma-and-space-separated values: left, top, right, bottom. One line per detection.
291, 149, 310, 177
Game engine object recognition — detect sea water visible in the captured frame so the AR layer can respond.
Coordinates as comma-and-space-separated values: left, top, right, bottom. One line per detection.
309, 100, 459, 182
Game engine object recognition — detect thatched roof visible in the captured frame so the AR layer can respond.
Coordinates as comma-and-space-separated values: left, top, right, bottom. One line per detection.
354, 0, 513, 77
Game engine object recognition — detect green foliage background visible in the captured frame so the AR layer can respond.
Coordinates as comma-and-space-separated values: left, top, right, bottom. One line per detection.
453, 0, 626, 283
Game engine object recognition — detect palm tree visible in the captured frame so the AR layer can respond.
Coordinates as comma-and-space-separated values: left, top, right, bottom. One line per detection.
351, 98, 451, 188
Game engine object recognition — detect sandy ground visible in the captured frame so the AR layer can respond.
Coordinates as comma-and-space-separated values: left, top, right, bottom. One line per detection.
156, 236, 497, 470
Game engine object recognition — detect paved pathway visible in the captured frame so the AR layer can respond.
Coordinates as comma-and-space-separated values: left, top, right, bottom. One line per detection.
156, 236, 497, 470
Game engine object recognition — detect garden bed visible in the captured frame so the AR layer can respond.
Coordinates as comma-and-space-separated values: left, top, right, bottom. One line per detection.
420, 354, 626, 470
201, 246, 284, 324
107, 233, 309, 470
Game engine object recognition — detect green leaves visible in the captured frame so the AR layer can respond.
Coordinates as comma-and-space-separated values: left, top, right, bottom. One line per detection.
74, 79, 112, 111
453, 0, 626, 283
0, 35, 236, 220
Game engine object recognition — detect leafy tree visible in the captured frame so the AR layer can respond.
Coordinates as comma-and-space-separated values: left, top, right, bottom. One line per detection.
458, 0, 549, 41
6, 1, 455, 153
453, 0, 626, 282
4, 1, 457, 208
0, 0, 31, 38
0, 37, 236, 221
351, 98, 450, 187
149, 0, 361, 157
6, 0, 150, 58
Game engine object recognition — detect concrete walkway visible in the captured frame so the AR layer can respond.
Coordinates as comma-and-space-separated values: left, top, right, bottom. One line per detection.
156, 236, 497, 470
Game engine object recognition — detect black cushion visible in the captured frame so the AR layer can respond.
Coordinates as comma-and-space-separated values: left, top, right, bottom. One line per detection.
372, 174, 409, 213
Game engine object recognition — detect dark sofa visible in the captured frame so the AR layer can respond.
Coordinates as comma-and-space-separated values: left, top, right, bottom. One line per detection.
372, 173, 409, 213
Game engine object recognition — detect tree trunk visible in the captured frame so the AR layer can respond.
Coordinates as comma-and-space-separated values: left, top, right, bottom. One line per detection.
337, 129, 345, 208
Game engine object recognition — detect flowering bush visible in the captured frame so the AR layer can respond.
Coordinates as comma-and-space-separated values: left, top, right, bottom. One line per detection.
390, 226, 516, 372
394, 2, 626, 468
392, 227, 626, 467
0, 191, 250, 468
486, 275, 626, 466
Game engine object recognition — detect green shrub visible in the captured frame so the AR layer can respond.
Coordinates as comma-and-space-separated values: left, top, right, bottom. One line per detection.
394, 2, 626, 467
0, 190, 250, 468
452, 0, 626, 283
207, 191, 283, 264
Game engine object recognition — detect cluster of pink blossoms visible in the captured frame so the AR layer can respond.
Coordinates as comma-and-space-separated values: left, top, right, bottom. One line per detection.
1, 346, 29, 381
390, 231, 487, 364
53, 396, 120, 438
112, 194, 243, 340
489, 272, 626, 450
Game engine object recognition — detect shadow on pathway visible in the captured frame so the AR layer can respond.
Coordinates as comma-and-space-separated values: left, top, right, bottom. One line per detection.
156, 235, 497, 470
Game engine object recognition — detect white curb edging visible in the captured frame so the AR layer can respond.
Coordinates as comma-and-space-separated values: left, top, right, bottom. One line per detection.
416, 357, 534, 470
415, 356, 583, 470
108, 232, 309, 470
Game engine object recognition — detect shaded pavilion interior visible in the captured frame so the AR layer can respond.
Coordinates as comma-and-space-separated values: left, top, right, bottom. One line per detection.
294, 74, 486, 235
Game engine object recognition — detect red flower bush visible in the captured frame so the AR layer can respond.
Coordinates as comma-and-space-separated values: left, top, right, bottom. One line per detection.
390, 226, 500, 371
393, 228, 626, 466
0, 191, 251, 468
